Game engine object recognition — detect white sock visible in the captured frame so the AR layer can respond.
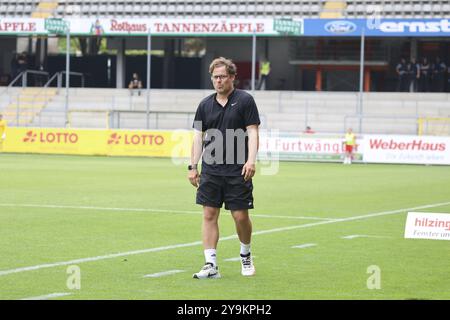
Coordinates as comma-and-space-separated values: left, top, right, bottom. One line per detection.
240, 242, 251, 256
204, 249, 217, 267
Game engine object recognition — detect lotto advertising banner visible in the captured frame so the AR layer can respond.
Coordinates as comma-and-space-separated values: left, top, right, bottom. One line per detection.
258, 132, 363, 162
4, 129, 450, 166
362, 134, 450, 165
3, 128, 192, 158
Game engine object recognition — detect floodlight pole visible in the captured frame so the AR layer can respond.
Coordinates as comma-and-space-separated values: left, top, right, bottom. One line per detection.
251, 29, 256, 93
65, 21, 70, 127
358, 27, 365, 133
146, 27, 152, 129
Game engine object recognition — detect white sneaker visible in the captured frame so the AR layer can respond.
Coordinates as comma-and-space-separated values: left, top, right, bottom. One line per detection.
240, 253, 256, 276
193, 263, 221, 279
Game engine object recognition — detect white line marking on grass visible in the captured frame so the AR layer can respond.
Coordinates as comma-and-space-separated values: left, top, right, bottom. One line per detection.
0, 203, 337, 221
143, 270, 185, 278
1, 201, 449, 277
291, 243, 317, 249
0, 240, 204, 277
21, 292, 72, 300
252, 214, 337, 221
0, 203, 200, 215
341, 235, 392, 239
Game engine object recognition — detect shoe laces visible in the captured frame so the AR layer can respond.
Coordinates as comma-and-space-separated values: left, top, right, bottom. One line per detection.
241, 255, 252, 267
203, 263, 215, 270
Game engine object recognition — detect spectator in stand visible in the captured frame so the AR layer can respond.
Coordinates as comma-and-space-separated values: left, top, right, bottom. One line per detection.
303, 126, 315, 134
395, 57, 408, 92
257, 58, 271, 90
10, 52, 19, 80
431, 57, 446, 92
408, 57, 420, 92
447, 64, 450, 92
419, 57, 431, 92
128, 73, 143, 96
404, 61, 413, 92
17, 52, 28, 74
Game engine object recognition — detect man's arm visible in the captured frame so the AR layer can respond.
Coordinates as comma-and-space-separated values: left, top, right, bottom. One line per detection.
188, 129, 204, 188
242, 124, 259, 181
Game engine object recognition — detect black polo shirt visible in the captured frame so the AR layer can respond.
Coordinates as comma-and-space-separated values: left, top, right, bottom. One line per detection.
193, 89, 261, 176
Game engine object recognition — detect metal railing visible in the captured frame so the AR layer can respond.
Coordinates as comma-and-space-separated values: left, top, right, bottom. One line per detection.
2, 71, 86, 127
43, 71, 85, 91
109, 110, 195, 129
6, 70, 50, 89
60, 71, 85, 88
343, 114, 421, 134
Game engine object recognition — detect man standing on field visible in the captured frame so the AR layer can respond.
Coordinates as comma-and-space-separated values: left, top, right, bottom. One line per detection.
343, 127, 356, 164
0, 114, 7, 152
188, 57, 260, 279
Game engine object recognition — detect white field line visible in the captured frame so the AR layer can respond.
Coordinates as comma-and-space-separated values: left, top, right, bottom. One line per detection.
341, 234, 393, 239
143, 270, 185, 278
0, 203, 337, 221
0, 201, 449, 277
21, 292, 72, 300
252, 214, 337, 221
0, 240, 204, 277
0, 203, 200, 215
291, 243, 317, 249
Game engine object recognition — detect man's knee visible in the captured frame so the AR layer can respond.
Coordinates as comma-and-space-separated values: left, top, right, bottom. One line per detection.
232, 210, 250, 224
203, 207, 220, 222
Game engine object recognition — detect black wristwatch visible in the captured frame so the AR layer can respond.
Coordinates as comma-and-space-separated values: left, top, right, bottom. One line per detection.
188, 164, 198, 170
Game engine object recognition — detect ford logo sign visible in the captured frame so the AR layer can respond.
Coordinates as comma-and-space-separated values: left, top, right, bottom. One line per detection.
324, 21, 357, 34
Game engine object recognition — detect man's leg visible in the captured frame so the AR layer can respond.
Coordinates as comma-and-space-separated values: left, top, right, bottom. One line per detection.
231, 210, 252, 245
193, 206, 221, 279
231, 210, 255, 276
202, 206, 220, 265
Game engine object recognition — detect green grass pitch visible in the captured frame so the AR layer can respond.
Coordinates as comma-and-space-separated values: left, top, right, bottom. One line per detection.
0, 153, 449, 300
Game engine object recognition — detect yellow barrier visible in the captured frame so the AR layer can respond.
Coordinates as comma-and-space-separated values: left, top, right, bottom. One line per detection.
2, 127, 192, 158
417, 117, 450, 136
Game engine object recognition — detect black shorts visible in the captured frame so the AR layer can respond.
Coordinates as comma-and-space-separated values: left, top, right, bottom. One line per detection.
196, 173, 254, 210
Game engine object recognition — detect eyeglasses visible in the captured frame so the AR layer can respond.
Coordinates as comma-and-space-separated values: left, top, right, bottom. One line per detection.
211, 75, 229, 81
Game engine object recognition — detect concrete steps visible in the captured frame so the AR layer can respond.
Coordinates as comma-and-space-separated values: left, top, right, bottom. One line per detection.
0, 87, 446, 135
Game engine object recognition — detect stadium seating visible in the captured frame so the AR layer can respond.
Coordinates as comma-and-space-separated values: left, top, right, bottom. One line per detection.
1, 87, 449, 135
2, 1, 450, 19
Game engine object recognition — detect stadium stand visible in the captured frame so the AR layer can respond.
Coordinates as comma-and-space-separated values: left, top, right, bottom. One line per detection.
1, 1, 450, 19
2, 87, 449, 135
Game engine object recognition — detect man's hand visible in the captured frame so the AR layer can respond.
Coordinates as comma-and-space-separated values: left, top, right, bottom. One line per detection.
241, 162, 256, 181
188, 169, 200, 188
